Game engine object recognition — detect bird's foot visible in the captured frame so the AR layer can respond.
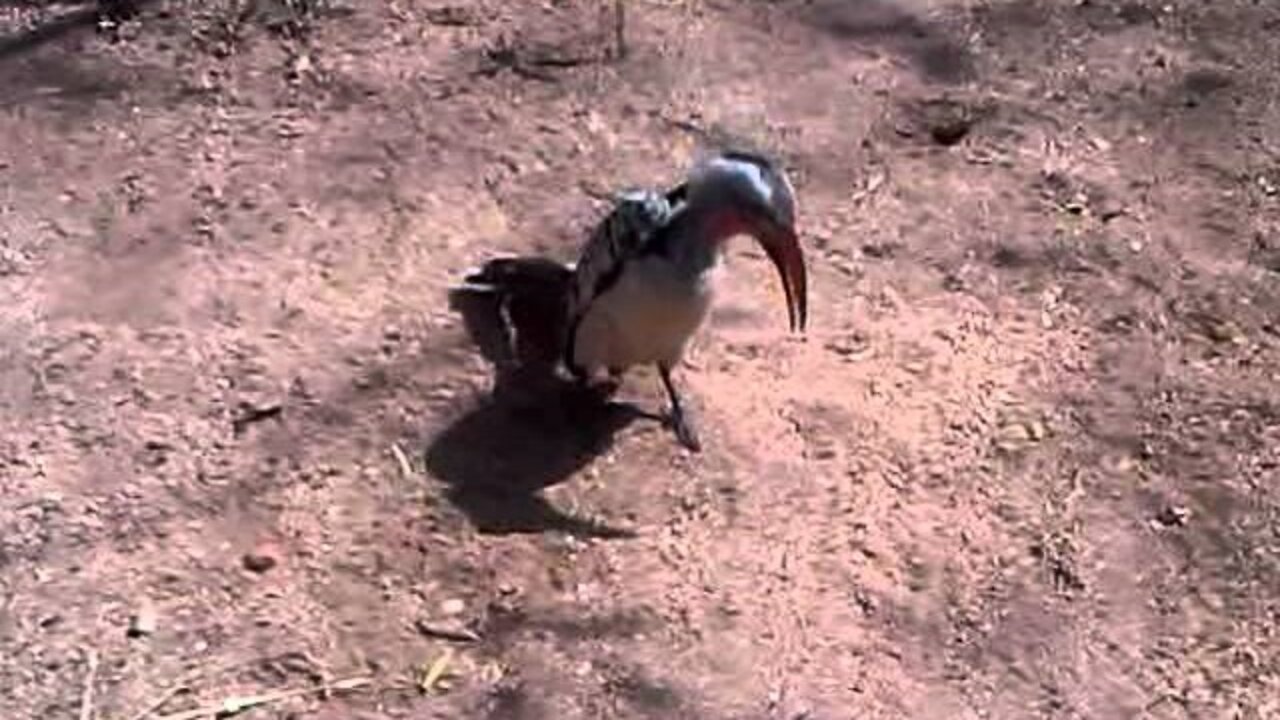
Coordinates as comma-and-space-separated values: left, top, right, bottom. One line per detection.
670, 405, 702, 452
658, 364, 702, 453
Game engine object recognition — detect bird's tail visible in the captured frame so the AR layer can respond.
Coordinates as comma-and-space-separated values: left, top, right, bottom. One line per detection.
452, 255, 574, 295
448, 255, 576, 375
451, 258, 511, 295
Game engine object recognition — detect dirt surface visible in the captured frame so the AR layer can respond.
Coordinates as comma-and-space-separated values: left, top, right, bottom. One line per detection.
3, 1, 1279, 718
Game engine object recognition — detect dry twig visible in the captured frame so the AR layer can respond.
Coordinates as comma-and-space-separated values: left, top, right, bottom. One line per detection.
79, 648, 99, 720
151, 676, 371, 720
614, 0, 627, 60
391, 442, 416, 479
122, 661, 242, 720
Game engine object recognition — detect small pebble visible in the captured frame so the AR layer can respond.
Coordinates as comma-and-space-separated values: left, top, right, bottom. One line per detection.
440, 598, 466, 616
242, 544, 281, 573
1026, 420, 1047, 441
1155, 505, 1192, 527
999, 423, 1030, 443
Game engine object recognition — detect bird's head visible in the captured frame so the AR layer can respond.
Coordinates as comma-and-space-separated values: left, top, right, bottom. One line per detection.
688, 150, 807, 333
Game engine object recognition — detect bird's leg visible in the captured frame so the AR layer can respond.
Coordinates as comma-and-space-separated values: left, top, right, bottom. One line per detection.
658, 364, 701, 452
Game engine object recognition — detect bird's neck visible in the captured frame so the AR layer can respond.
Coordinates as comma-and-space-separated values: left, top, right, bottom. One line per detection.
664, 206, 742, 278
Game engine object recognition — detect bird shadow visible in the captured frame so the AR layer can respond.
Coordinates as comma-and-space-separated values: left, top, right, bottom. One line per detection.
798, 0, 976, 85
425, 255, 653, 539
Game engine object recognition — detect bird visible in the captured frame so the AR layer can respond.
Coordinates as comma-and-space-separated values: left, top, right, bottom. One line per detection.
562, 149, 807, 452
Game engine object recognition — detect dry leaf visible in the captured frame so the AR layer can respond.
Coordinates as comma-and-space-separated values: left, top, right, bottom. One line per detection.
420, 648, 456, 694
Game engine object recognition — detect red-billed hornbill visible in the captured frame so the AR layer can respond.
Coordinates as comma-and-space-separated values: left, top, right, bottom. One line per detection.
564, 150, 807, 451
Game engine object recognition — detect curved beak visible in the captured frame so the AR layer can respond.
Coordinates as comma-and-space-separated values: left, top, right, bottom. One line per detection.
758, 222, 807, 333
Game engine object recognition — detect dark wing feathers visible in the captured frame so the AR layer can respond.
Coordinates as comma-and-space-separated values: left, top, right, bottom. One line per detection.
567, 184, 683, 320
562, 183, 684, 374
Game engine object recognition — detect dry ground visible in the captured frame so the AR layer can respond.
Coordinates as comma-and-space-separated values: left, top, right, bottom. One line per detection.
2, 1, 1279, 718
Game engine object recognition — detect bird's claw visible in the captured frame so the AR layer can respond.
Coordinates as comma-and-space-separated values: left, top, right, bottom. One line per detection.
671, 407, 702, 452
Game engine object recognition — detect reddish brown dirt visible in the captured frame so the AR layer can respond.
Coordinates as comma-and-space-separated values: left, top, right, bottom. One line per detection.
3, 1, 1279, 718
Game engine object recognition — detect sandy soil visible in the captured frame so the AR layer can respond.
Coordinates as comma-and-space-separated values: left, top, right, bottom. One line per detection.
2, 1, 1279, 718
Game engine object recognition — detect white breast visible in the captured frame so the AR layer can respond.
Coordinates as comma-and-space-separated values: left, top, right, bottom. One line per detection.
572, 254, 719, 375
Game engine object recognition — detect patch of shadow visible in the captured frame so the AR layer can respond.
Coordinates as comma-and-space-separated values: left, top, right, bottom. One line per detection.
1249, 233, 1280, 274
0, 51, 131, 111
888, 94, 997, 148
707, 304, 760, 328
1115, 2, 1159, 26
1067, 0, 1161, 33
426, 255, 653, 539
862, 240, 901, 259
991, 244, 1029, 269
798, 0, 975, 84
481, 605, 659, 650
427, 394, 642, 539
531, 608, 656, 642
1179, 66, 1234, 109
603, 663, 685, 716
1131, 383, 1280, 617
480, 678, 544, 720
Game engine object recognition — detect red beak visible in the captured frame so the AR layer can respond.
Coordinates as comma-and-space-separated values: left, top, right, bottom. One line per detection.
759, 224, 807, 333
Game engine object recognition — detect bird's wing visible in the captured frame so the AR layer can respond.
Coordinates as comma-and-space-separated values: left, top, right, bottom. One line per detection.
566, 184, 685, 322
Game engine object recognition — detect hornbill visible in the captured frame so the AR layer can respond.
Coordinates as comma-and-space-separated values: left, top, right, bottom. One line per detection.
454, 150, 807, 452
563, 150, 807, 451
